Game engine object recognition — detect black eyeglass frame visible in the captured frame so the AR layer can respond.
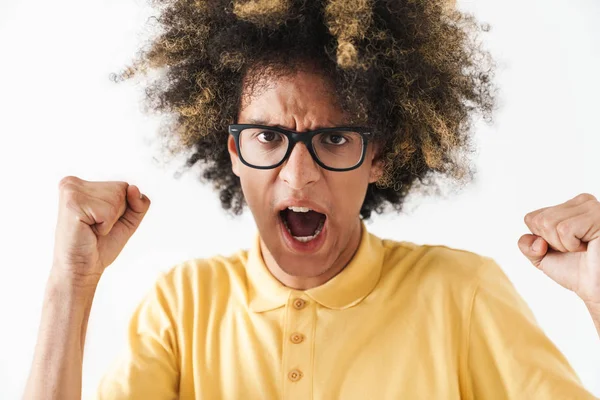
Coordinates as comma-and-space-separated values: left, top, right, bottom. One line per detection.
228, 124, 374, 172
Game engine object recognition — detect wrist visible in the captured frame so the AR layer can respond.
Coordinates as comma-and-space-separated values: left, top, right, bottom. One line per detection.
585, 300, 600, 317
584, 300, 600, 337
47, 266, 100, 302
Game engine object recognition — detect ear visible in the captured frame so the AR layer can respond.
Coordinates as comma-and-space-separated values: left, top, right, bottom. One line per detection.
227, 135, 241, 177
368, 142, 384, 184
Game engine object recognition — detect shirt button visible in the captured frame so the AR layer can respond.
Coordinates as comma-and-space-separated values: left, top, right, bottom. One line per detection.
288, 369, 303, 382
293, 298, 306, 310
290, 333, 305, 344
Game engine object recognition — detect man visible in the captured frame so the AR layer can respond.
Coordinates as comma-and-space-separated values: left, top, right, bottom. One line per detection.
25, 0, 599, 398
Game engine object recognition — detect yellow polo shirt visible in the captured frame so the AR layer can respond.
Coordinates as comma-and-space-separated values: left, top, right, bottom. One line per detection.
95, 222, 596, 399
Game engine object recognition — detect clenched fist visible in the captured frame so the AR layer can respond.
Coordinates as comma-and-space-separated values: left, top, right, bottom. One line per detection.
51, 176, 151, 285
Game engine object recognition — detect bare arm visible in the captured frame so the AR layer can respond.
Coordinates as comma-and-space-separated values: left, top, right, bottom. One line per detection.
585, 301, 600, 339
23, 272, 99, 400
23, 176, 151, 400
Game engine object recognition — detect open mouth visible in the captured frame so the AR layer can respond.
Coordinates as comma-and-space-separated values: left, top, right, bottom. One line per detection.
279, 206, 327, 243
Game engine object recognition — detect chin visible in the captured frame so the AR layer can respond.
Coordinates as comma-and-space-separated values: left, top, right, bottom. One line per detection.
278, 251, 334, 276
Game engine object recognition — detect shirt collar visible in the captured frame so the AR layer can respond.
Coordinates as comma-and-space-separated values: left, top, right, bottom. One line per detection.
245, 221, 385, 312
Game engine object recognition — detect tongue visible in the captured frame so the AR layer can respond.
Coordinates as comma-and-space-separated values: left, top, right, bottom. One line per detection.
283, 209, 325, 237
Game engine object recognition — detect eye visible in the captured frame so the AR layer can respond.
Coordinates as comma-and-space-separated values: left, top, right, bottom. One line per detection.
322, 133, 348, 145
256, 131, 282, 143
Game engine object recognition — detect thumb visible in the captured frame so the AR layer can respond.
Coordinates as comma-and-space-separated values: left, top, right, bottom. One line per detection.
109, 184, 151, 244
517, 234, 548, 269
518, 233, 583, 293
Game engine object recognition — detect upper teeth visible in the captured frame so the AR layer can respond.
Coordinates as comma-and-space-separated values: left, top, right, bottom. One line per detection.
288, 206, 311, 212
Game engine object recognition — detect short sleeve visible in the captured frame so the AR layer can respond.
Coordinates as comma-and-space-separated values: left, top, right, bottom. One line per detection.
464, 257, 597, 399
92, 272, 180, 400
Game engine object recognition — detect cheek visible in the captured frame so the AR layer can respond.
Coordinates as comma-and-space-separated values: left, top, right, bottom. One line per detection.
328, 170, 371, 215
239, 168, 276, 210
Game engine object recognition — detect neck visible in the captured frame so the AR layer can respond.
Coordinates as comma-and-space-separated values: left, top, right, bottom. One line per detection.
260, 219, 363, 290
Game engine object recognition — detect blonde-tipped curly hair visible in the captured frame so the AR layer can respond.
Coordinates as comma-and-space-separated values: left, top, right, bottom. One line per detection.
112, 0, 496, 219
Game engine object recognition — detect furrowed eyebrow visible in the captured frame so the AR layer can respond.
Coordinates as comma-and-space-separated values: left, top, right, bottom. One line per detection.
244, 118, 341, 131
246, 118, 276, 127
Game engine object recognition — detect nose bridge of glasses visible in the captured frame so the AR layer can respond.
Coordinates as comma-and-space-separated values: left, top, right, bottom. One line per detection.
232, 124, 369, 171
279, 140, 321, 188
289, 129, 314, 141
286, 134, 318, 166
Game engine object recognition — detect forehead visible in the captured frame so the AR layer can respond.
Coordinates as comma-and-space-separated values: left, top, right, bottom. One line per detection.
238, 68, 347, 130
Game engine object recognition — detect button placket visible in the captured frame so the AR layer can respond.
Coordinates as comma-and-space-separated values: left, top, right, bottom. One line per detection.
282, 292, 314, 399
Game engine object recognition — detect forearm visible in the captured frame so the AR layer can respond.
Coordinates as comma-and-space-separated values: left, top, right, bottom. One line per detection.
23, 270, 99, 400
585, 301, 600, 339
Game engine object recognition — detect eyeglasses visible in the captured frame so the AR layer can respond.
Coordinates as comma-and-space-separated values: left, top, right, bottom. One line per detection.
228, 124, 373, 171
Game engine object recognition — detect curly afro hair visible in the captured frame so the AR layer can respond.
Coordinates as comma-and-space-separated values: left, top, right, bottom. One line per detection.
111, 0, 496, 220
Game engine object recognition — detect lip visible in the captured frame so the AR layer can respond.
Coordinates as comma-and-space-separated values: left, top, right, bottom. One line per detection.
275, 198, 329, 215
278, 212, 328, 254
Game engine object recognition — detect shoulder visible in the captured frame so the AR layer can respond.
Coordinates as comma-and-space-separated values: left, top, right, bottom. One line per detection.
378, 235, 527, 314
380, 236, 498, 282
151, 248, 251, 311
375, 234, 508, 302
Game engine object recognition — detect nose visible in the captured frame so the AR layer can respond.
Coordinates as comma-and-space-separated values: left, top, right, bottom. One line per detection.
278, 142, 321, 190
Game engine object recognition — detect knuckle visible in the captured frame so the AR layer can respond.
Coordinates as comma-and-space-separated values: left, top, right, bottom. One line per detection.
576, 193, 596, 202
587, 199, 600, 211
556, 220, 573, 237
537, 214, 553, 231
115, 187, 127, 203
58, 176, 79, 189
60, 184, 81, 202
63, 191, 86, 212
105, 203, 120, 222
110, 197, 126, 217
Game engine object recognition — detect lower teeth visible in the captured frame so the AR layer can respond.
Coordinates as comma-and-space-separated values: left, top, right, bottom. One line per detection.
283, 219, 325, 243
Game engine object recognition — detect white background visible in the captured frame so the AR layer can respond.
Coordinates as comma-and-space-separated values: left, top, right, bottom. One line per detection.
0, 0, 599, 398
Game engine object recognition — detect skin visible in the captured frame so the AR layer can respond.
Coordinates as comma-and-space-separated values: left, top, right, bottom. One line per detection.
23, 68, 600, 400
518, 192, 600, 336
228, 67, 383, 290
24, 178, 150, 399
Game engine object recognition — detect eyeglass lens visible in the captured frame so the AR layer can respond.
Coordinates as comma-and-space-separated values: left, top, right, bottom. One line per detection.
238, 128, 364, 169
